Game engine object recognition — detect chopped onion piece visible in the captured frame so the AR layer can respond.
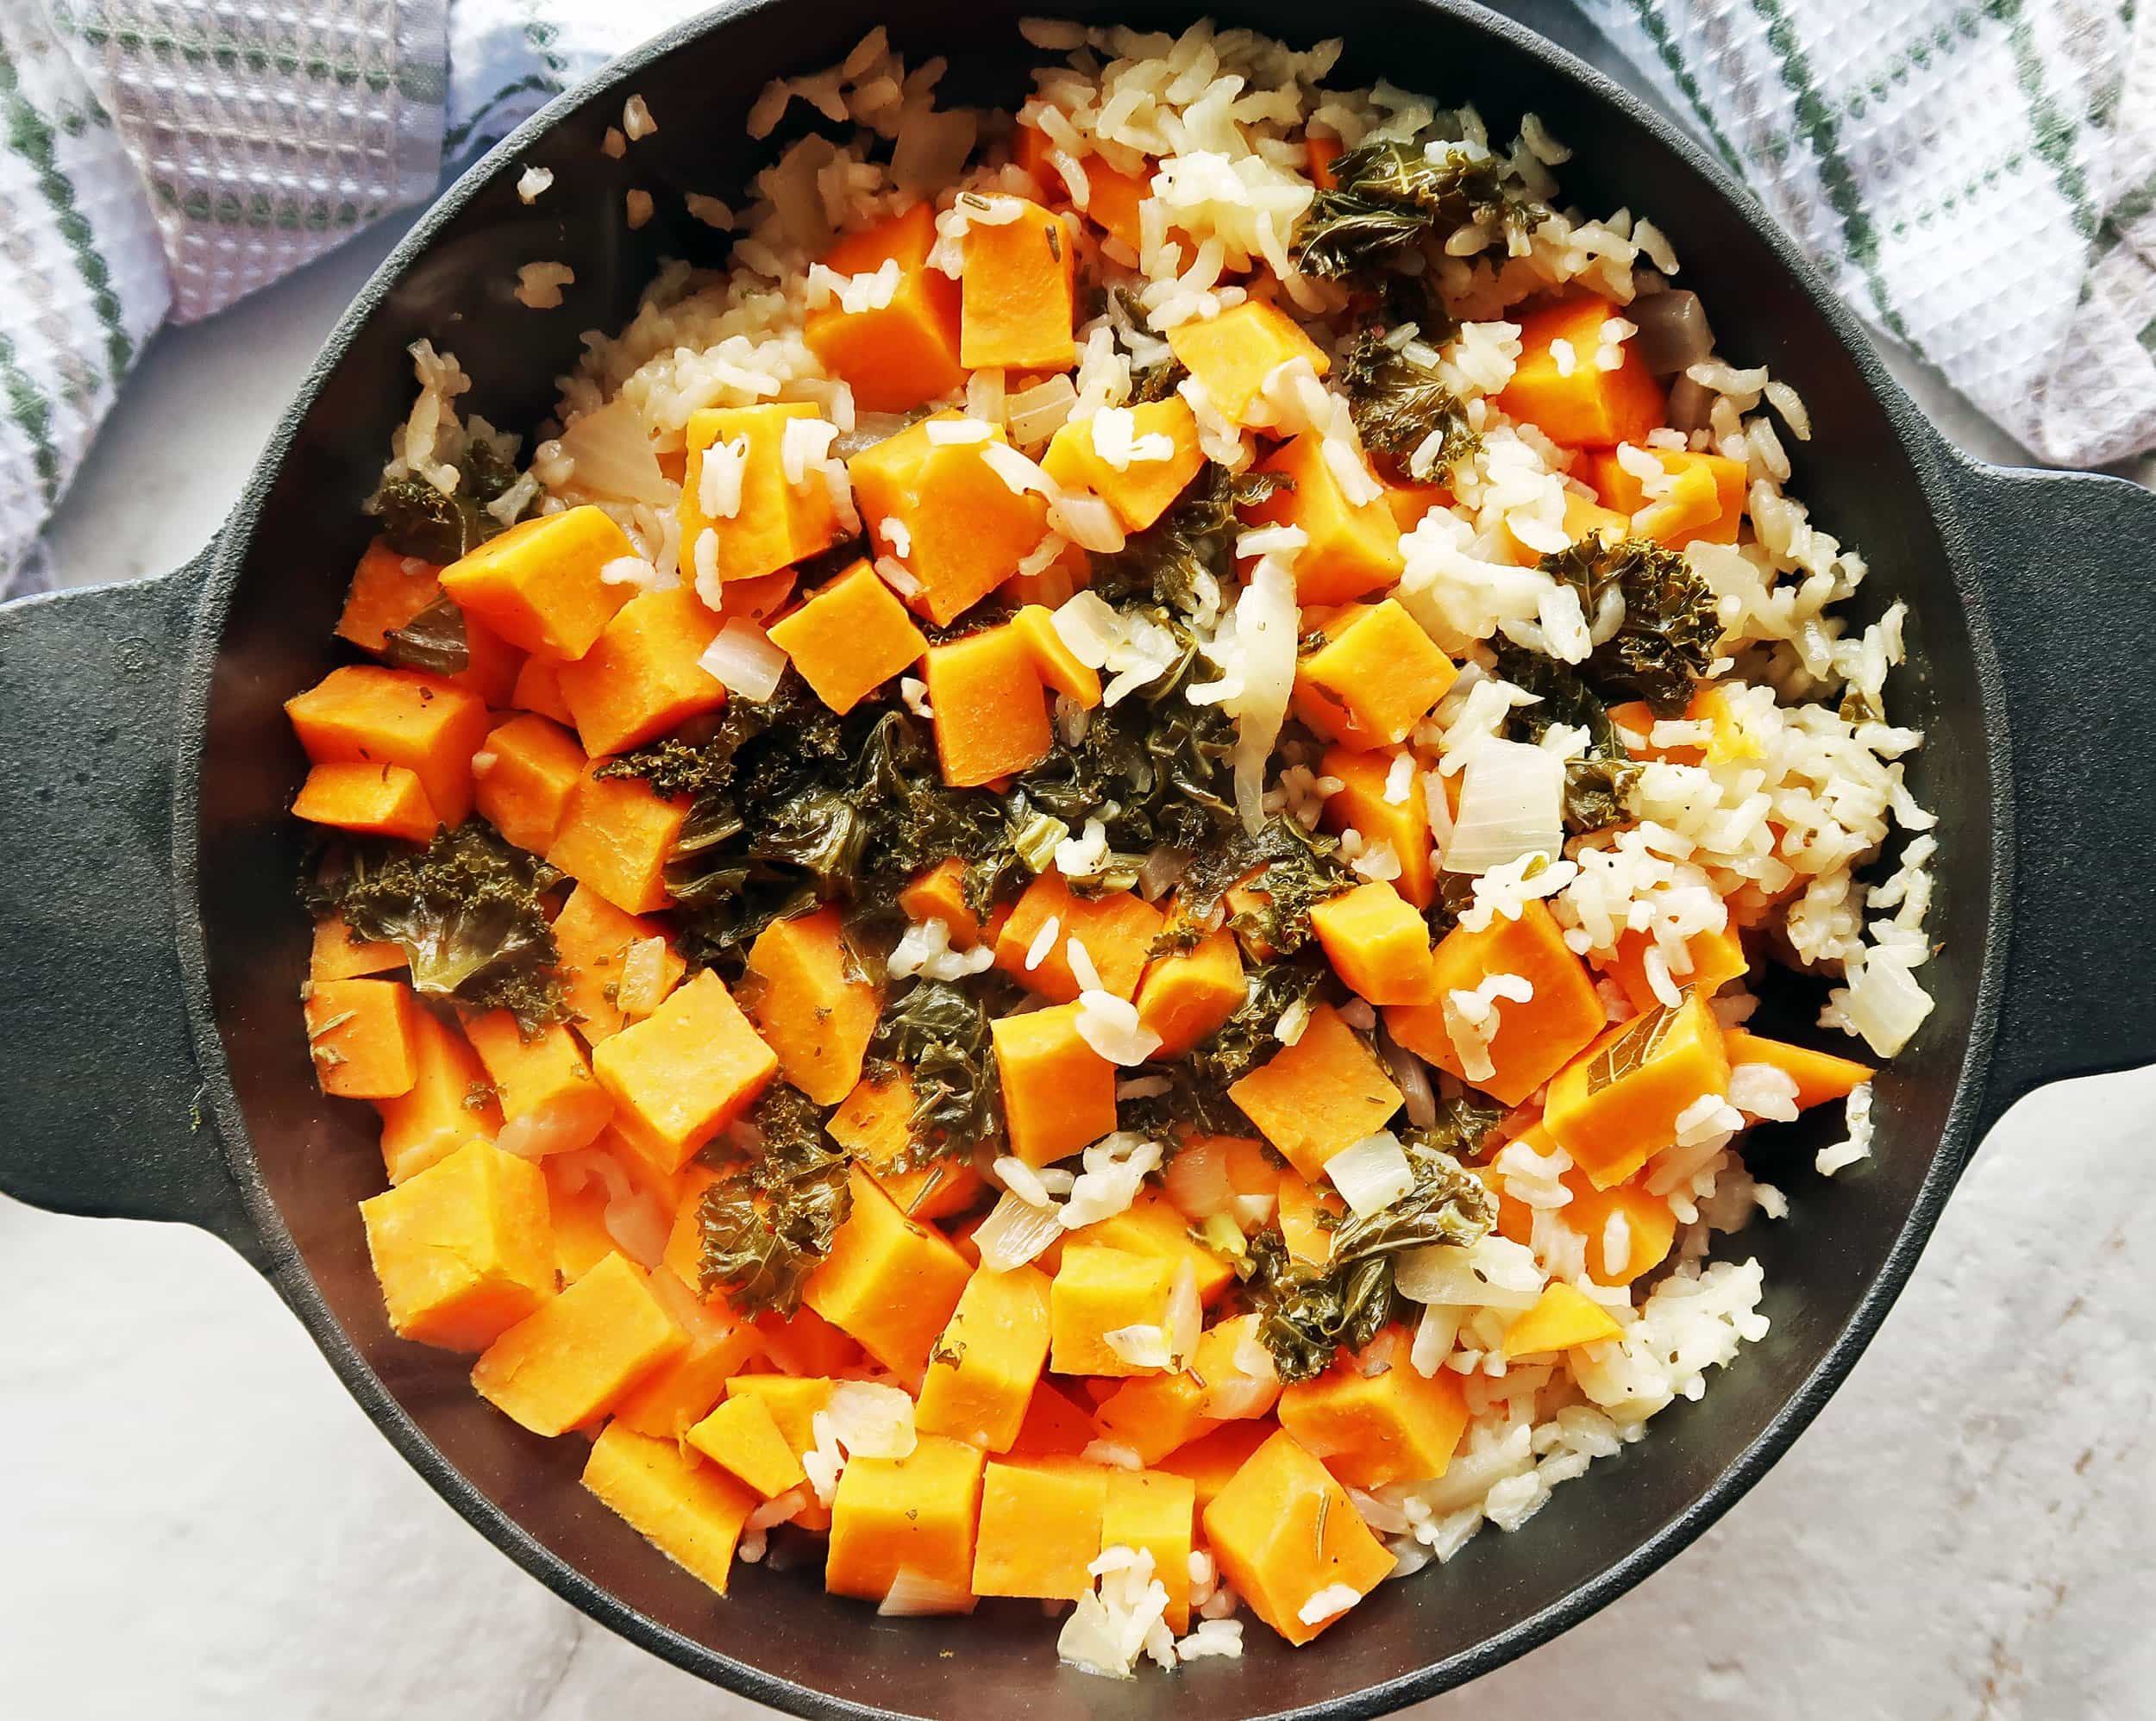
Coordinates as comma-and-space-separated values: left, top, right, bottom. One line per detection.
825, 1380, 917, 1459
1629, 289, 1714, 377
1163, 1136, 1232, 1221
1103, 1324, 1175, 1369
1442, 739, 1564, 874
975, 1189, 1068, 1269
1228, 556, 1299, 832
880, 1566, 975, 1617
1325, 1131, 1415, 1217
1395, 1232, 1545, 1309
698, 618, 788, 702
555, 397, 674, 504
1163, 1261, 1201, 1367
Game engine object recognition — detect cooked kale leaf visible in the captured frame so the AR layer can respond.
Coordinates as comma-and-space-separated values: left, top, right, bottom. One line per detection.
867, 978, 1004, 1162
371, 438, 534, 563
1175, 815, 1354, 959
322, 820, 566, 1032
1326, 1142, 1495, 1262
1489, 638, 1645, 835
1539, 535, 1721, 717
1094, 463, 1288, 616
697, 1084, 853, 1318
379, 592, 471, 678
1337, 330, 1481, 478
1401, 1090, 1511, 1163
1292, 137, 1548, 281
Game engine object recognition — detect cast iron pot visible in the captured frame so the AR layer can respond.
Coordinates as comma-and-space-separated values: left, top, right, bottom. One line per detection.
5, 1, 2155, 1713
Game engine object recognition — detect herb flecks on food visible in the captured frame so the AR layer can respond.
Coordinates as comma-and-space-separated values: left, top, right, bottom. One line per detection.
1337, 330, 1481, 479
321, 820, 566, 1032
697, 1083, 853, 1318
1292, 137, 1548, 281
372, 437, 534, 563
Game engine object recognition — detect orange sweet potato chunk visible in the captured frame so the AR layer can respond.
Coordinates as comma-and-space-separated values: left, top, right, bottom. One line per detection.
765, 561, 927, 716
803, 1167, 973, 1379
1496, 294, 1668, 448
473, 712, 586, 855
373, 1007, 500, 1183
992, 873, 1163, 1003
583, 1420, 756, 1595
291, 761, 439, 845
304, 976, 421, 1099
553, 882, 685, 1046
802, 203, 966, 412
463, 1011, 614, 1156
992, 1001, 1119, 1167
1167, 300, 1331, 427
1040, 398, 1206, 532
1243, 434, 1404, 607
437, 505, 637, 659
923, 623, 1055, 787
285, 663, 491, 825
740, 907, 882, 1106
547, 763, 692, 916
556, 584, 726, 755
359, 1138, 555, 1351
473, 1252, 685, 1436
960, 197, 1077, 371
592, 969, 779, 1172
973, 1459, 1107, 1599
1227, 1003, 1403, 1181
310, 912, 404, 983
1202, 1429, 1395, 1646
679, 403, 842, 590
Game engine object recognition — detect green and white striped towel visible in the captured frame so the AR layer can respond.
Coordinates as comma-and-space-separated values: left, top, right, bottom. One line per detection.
3, 0, 2153, 596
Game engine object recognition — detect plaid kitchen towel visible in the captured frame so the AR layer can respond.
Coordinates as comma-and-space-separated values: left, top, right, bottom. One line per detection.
3, 0, 2154, 595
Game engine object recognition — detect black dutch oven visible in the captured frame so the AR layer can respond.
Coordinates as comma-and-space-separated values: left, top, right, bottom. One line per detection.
4, 2, 2153, 1715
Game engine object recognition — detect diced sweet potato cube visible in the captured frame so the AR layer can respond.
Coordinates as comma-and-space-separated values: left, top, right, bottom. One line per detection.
1228, 1003, 1403, 1181
1496, 295, 1667, 448
554, 883, 684, 1047
1310, 881, 1439, 1006
1243, 433, 1404, 606
473, 1253, 685, 1436
826, 1432, 987, 1605
582, 1419, 755, 1594
1188, 1312, 1282, 1420
896, 858, 1003, 950
1385, 479, 1454, 535
310, 912, 404, 983
974, 1458, 1107, 1599
474, 713, 586, 855
1320, 746, 1436, 910
1050, 1243, 1177, 1377
511, 652, 575, 724
924, 621, 1055, 787
992, 1002, 1118, 1166
960, 197, 1076, 370
373, 1008, 500, 1182
1501, 487, 1631, 563
610, 1268, 765, 1440
1011, 603, 1104, 708
805, 1167, 973, 1379
1156, 1417, 1275, 1511
1166, 300, 1330, 427
828, 1071, 987, 1223
557, 584, 726, 755
1134, 927, 1244, 1057
1276, 1327, 1468, 1488
1294, 599, 1457, 748
1041, 398, 1206, 532
1103, 1468, 1197, 1630
464, 1010, 613, 1155
726, 1374, 836, 1451
753, 1306, 865, 1380
993, 873, 1163, 1003
336, 538, 443, 651
765, 560, 928, 715
1012, 1379, 1099, 1459
686, 1389, 810, 1498
802, 203, 966, 411
304, 976, 421, 1099
849, 415, 1053, 626
1502, 1281, 1624, 1356
1202, 1429, 1395, 1646
1601, 921, 1747, 1016
916, 1265, 1053, 1452
546, 763, 692, 916
438, 505, 637, 659
741, 907, 881, 1105
679, 403, 842, 591
1553, 1156, 1680, 1287
1094, 1368, 1221, 1466
359, 1139, 555, 1350
592, 969, 778, 1172
291, 761, 440, 844
1589, 446, 1745, 546
1722, 1027, 1873, 1111
1064, 1188, 1234, 1305
1544, 989, 1732, 1186
1386, 900, 1607, 1106
1276, 1172, 1341, 1265
285, 663, 491, 826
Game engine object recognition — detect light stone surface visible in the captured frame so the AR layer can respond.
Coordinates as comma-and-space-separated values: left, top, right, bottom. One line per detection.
8, 185, 2153, 1721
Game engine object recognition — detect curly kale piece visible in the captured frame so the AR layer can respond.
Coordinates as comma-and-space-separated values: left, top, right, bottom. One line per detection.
1174, 815, 1355, 959
371, 437, 535, 563
322, 820, 566, 1032
1238, 1142, 1495, 1383
1336, 330, 1481, 479
1402, 1091, 1512, 1163
1292, 136, 1548, 281
379, 592, 471, 678
1186, 957, 1329, 1092
1539, 535, 1722, 717
867, 978, 1003, 1163
1093, 463, 1289, 616
697, 1084, 853, 1318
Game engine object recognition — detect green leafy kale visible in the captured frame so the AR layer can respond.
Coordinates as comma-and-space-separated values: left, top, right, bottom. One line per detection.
1187, 957, 1329, 1091
321, 820, 566, 1032
1238, 1142, 1495, 1382
697, 1083, 853, 1318
1094, 463, 1289, 616
379, 592, 471, 678
1292, 137, 1548, 281
371, 437, 534, 562
1175, 815, 1355, 959
1539, 535, 1722, 717
1489, 639, 1645, 836
867, 978, 1003, 1162
1337, 330, 1481, 478
1402, 1091, 1511, 1163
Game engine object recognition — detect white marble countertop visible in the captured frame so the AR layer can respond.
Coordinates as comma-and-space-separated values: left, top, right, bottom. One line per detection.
6, 215, 2153, 1721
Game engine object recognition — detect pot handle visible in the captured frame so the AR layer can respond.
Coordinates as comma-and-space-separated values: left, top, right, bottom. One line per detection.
1947, 454, 2156, 1136
0, 549, 272, 1269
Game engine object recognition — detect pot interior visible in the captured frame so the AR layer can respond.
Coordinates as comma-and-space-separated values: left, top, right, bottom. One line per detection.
191, 3, 1995, 1713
